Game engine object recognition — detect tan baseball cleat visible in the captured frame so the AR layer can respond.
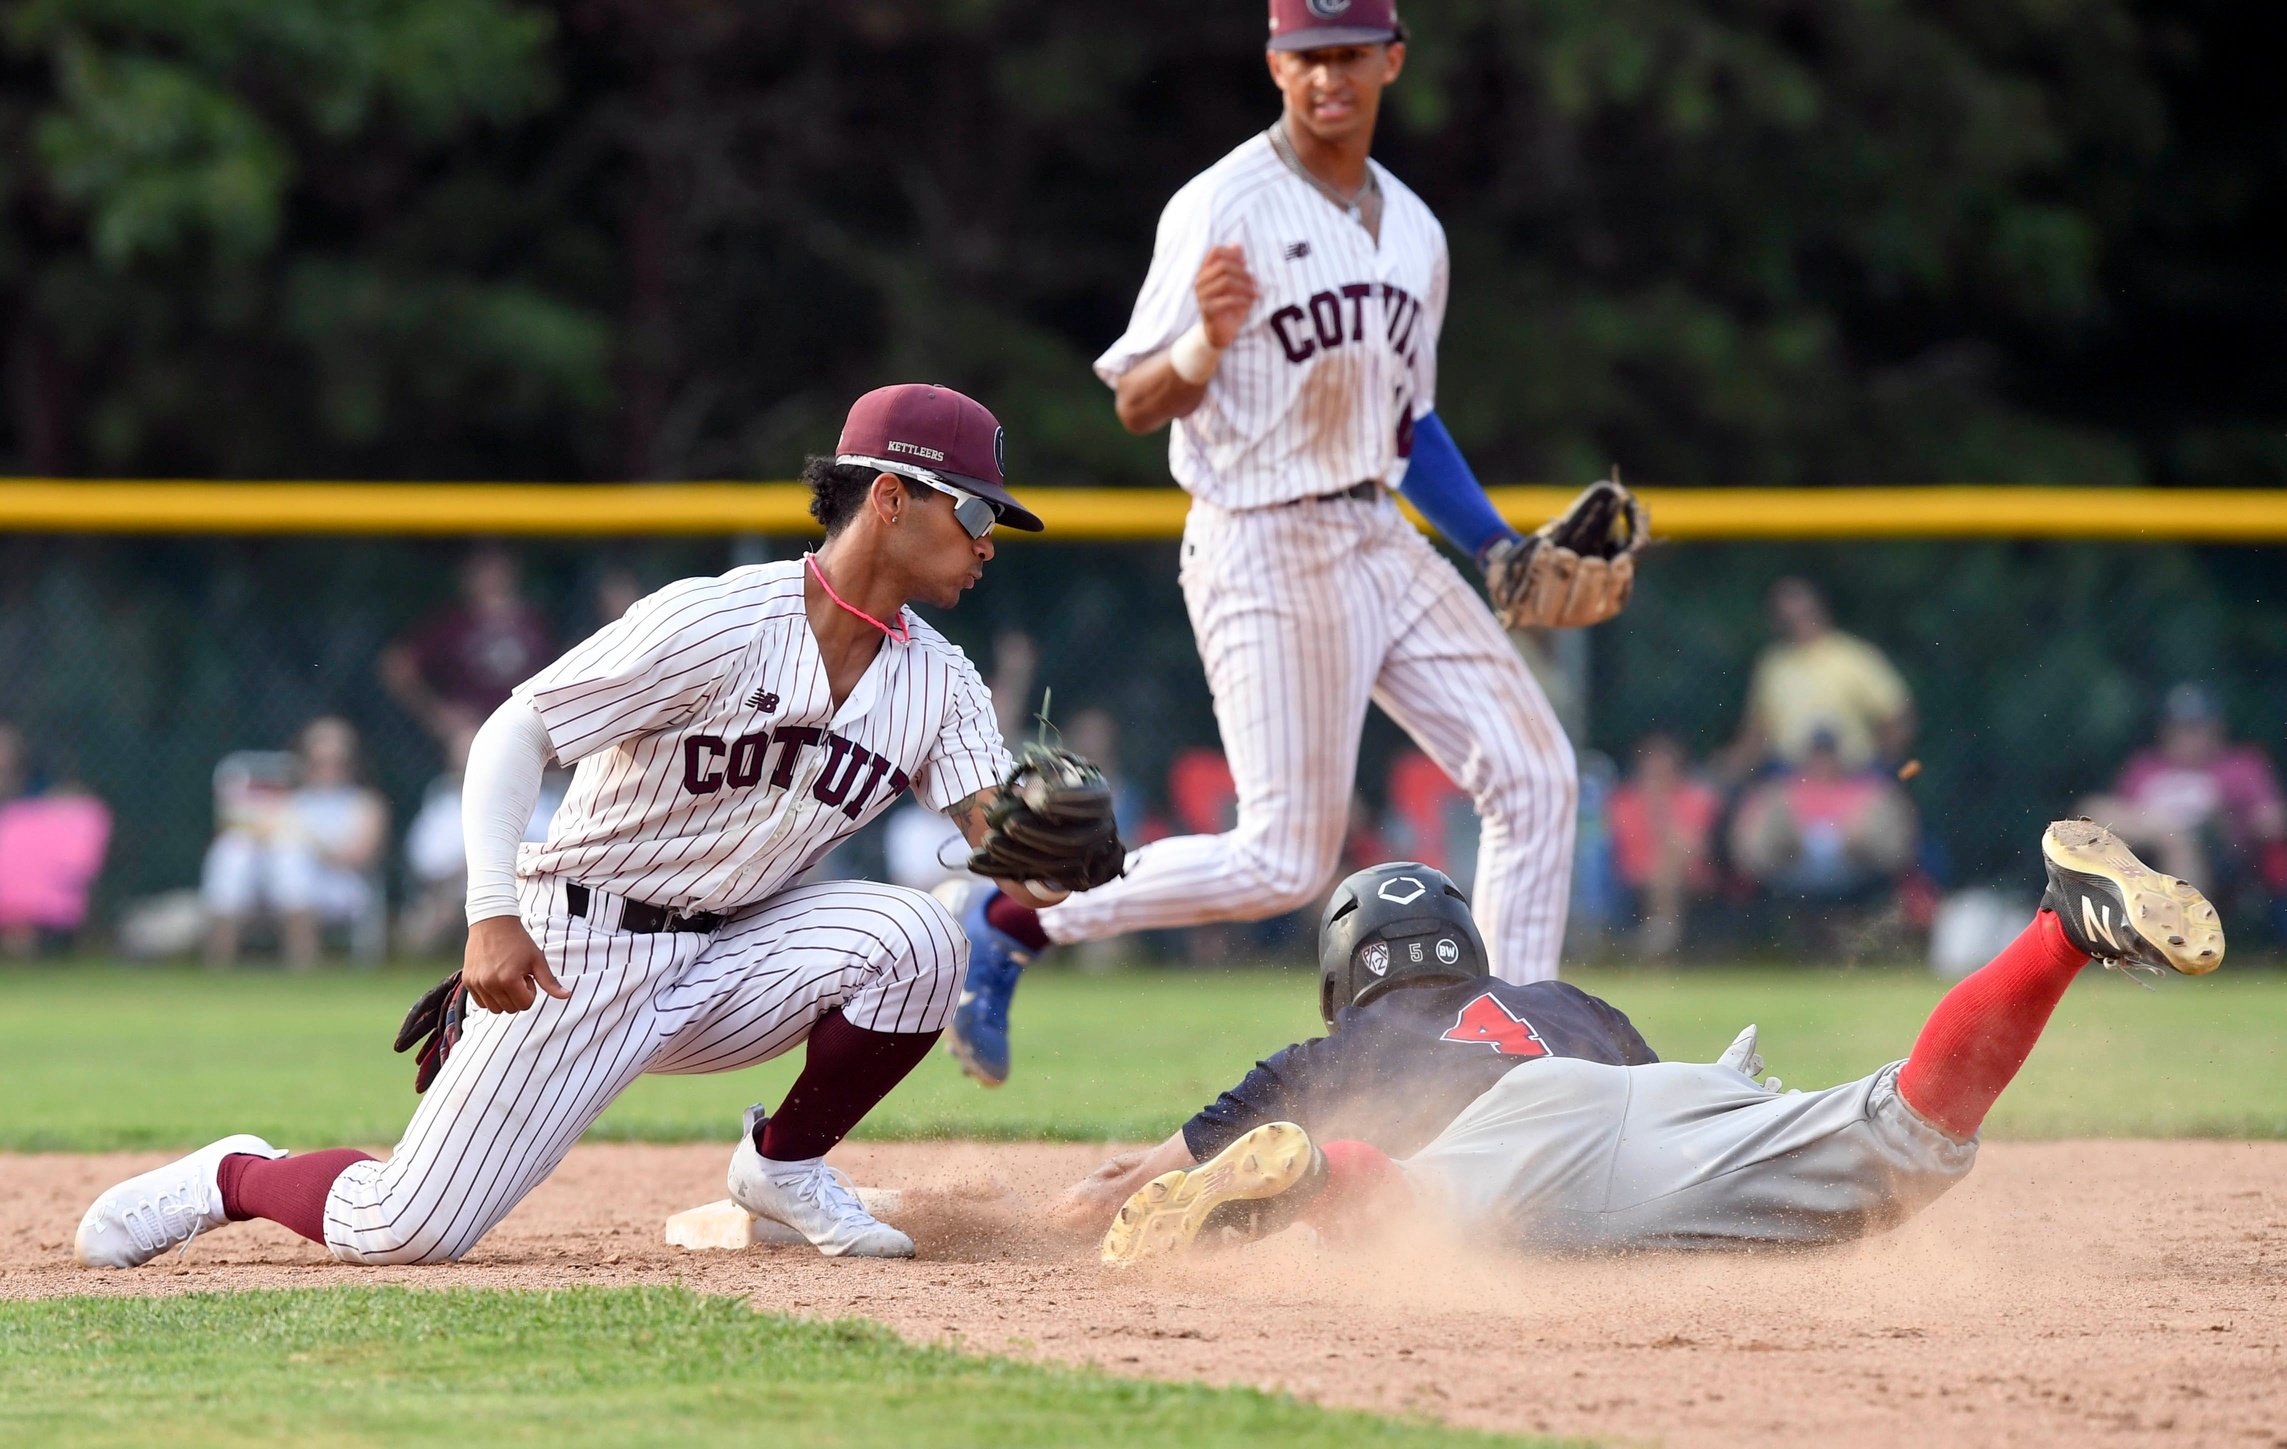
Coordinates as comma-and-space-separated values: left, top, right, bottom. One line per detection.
1100, 1121, 1319, 1268
2041, 818, 2225, 975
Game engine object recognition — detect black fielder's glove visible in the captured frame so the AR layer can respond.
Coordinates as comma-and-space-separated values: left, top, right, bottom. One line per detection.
392, 968, 471, 1094
1481, 472, 1649, 630
966, 743, 1128, 894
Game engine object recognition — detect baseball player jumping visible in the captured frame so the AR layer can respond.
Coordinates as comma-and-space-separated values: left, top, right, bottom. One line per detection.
74, 384, 1122, 1270
945, 0, 1647, 1087
1058, 820, 2223, 1262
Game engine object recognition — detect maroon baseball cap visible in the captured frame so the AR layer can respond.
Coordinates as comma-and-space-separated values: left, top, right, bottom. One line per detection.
1267, 0, 1401, 51
834, 383, 1043, 533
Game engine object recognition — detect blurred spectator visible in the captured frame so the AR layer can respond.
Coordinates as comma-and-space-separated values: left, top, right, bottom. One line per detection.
990, 630, 1041, 743
1063, 707, 1145, 840
379, 545, 554, 748
2080, 683, 2287, 898
1730, 728, 1918, 900
1340, 794, 1392, 877
592, 566, 644, 630
1167, 747, 1237, 836
1606, 734, 1723, 958
399, 714, 567, 957
202, 717, 389, 969
0, 720, 28, 807
1723, 578, 1914, 778
1385, 750, 1473, 884
0, 722, 113, 957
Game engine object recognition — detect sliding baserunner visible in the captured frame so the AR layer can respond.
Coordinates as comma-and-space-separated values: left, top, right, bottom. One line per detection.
1065, 822, 2223, 1262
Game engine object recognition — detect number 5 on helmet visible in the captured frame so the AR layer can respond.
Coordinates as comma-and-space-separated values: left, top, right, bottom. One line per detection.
1481, 472, 1649, 630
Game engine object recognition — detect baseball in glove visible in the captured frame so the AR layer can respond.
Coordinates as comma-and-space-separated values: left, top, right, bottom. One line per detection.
966, 742, 1127, 895
1481, 471, 1649, 630
393, 968, 471, 1094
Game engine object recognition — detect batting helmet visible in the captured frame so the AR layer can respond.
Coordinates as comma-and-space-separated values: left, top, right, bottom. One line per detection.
1317, 862, 1485, 1027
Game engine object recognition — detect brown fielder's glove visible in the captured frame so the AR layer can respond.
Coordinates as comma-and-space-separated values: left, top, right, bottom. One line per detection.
392, 968, 470, 1094
966, 743, 1128, 893
1481, 473, 1648, 630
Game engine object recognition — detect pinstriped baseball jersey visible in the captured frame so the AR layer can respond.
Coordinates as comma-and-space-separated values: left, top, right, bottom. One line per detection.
517, 560, 1009, 914
1094, 132, 1447, 508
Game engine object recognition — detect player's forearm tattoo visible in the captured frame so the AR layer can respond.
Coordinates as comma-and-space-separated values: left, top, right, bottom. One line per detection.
948, 787, 996, 840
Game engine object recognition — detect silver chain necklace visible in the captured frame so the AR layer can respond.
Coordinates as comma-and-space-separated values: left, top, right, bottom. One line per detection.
1267, 119, 1381, 230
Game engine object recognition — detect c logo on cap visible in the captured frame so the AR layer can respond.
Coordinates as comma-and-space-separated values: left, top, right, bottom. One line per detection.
1306, 0, 1354, 16
993, 425, 1006, 477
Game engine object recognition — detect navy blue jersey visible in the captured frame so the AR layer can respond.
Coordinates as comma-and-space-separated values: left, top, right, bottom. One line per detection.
1182, 977, 1658, 1160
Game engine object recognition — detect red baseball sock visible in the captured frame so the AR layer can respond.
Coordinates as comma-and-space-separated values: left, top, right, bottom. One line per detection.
1897, 910, 2089, 1140
218, 1149, 375, 1245
1302, 1139, 1412, 1234
984, 890, 1049, 952
758, 1011, 939, 1161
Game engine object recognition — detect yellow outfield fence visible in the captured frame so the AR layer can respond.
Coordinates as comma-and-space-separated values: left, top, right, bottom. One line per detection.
1, 479, 2285, 541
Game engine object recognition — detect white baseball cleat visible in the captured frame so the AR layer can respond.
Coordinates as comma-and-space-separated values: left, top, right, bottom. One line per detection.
1715, 1023, 1764, 1080
75, 1134, 285, 1268
726, 1113, 912, 1259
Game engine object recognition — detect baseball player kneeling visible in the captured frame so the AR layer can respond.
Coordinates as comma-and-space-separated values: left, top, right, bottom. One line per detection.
1066, 821, 2223, 1264
74, 384, 1122, 1270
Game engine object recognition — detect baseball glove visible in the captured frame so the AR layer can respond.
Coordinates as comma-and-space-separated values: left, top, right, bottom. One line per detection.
1481, 473, 1648, 630
966, 742, 1127, 894
392, 968, 470, 1094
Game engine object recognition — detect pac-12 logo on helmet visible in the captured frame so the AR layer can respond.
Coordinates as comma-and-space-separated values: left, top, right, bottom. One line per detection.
1306, 0, 1353, 16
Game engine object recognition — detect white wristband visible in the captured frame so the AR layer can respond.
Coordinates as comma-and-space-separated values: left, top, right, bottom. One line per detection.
1169, 321, 1225, 386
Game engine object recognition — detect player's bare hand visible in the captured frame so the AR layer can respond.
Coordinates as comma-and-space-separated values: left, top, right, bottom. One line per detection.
1046, 1152, 1150, 1236
462, 915, 570, 1013
1193, 245, 1259, 348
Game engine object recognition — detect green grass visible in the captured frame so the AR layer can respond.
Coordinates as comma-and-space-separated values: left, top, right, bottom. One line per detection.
0, 1286, 1557, 1447
4, 960, 2282, 1152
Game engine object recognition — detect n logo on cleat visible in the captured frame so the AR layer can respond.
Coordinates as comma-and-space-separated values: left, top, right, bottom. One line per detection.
2081, 896, 2124, 952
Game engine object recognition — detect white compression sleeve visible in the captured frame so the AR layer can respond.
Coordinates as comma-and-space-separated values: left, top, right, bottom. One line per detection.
463, 694, 554, 925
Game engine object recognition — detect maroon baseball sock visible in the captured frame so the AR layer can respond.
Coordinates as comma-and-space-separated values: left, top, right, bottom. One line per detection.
757, 1011, 939, 1162
218, 1149, 375, 1245
984, 890, 1049, 952
1897, 909, 2088, 1140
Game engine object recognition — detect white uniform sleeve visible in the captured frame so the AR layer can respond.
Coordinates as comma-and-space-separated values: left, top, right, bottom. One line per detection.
912, 654, 1014, 814
1411, 218, 1449, 420
516, 576, 752, 764
462, 695, 554, 924
1093, 181, 1216, 386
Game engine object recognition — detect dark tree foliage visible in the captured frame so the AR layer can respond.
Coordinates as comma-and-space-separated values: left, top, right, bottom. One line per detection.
1, 0, 2279, 487
3, 3, 2283, 914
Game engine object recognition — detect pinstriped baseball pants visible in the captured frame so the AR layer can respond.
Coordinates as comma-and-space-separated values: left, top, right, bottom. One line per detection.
321, 874, 964, 1264
1041, 492, 1577, 981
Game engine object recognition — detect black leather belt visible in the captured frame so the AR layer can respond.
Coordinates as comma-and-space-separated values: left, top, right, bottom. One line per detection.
564, 882, 724, 935
1285, 479, 1380, 506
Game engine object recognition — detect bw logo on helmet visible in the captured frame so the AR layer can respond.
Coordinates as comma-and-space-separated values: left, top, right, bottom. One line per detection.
1317, 861, 1486, 1027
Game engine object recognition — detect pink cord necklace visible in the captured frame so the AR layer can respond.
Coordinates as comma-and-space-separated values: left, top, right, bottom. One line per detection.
806, 553, 908, 644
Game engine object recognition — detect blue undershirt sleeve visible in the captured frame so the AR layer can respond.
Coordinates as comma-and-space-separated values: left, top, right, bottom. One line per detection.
1396, 411, 1519, 564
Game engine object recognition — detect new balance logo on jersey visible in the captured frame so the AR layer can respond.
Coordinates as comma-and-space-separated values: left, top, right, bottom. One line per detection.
746, 688, 780, 714
1283, 240, 1311, 261
682, 726, 909, 820
1268, 281, 1425, 366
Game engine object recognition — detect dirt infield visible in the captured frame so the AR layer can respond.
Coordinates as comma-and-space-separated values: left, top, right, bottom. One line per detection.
6, 1140, 2283, 1448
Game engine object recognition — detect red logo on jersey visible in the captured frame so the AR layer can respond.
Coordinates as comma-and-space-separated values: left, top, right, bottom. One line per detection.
1440, 993, 1550, 1058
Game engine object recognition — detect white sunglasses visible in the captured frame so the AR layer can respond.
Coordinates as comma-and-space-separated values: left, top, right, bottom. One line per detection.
838, 454, 999, 538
